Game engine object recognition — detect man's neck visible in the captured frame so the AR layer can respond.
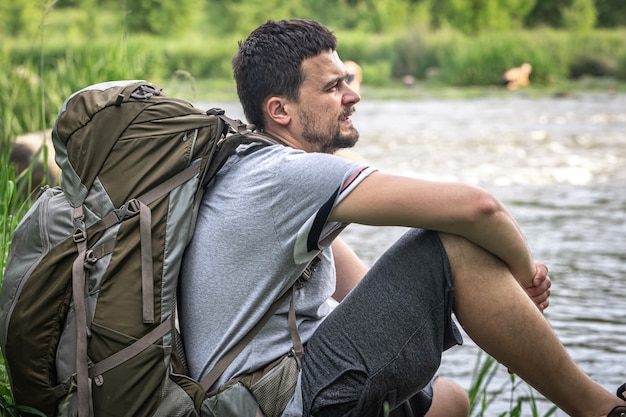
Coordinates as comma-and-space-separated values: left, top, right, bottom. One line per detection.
261, 127, 315, 152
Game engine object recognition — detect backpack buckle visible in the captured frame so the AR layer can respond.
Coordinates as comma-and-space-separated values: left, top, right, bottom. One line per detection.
131, 85, 161, 100
295, 253, 323, 289
84, 249, 97, 270
206, 108, 225, 116
73, 215, 86, 243
114, 199, 141, 221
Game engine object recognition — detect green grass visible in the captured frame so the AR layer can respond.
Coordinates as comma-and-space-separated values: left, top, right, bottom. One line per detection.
468, 352, 558, 417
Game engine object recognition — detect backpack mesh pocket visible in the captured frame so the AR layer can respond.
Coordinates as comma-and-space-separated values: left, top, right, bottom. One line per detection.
248, 352, 300, 417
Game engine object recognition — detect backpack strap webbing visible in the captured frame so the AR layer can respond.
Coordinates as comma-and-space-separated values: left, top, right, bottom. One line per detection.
199, 286, 291, 392
199, 252, 323, 392
71, 206, 91, 417
88, 320, 170, 378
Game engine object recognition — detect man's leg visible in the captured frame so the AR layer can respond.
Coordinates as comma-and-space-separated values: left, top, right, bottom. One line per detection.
300, 229, 464, 417
438, 232, 625, 417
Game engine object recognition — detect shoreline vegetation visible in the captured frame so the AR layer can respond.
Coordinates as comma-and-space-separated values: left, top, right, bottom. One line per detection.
3, 26, 625, 137
0, 3, 624, 416
3, 2, 626, 138
181, 75, 625, 104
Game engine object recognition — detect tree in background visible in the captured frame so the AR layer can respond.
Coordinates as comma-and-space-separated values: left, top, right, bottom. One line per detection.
352, 0, 413, 32
210, 0, 317, 36
1, 0, 624, 38
430, 0, 538, 33
120, 0, 205, 35
525, 0, 600, 30
561, 0, 597, 31
202, 0, 425, 36
595, 0, 626, 27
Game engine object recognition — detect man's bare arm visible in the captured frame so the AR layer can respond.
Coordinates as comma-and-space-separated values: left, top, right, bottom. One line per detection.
331, 237, 368, 302
329, 171, 537, 286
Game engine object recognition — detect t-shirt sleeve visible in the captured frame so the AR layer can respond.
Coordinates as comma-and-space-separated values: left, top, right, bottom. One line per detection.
269, 149, 376, 264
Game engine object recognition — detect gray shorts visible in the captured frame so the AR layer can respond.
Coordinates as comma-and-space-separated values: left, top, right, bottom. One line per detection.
300, 229, 463, 417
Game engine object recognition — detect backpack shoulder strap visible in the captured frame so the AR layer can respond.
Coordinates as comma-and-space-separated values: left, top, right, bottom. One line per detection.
199, 253, 323, 392
199, 288, 291, 392
201, 116, 280, 189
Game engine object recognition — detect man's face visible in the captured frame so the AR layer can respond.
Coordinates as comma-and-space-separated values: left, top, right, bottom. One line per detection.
294, 50, 361, 153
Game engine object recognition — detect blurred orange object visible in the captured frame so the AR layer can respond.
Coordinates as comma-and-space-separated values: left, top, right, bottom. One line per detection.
503, 63, 532, 90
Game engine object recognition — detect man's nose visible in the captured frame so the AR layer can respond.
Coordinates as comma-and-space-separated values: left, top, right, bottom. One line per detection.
343, 84, 361, 105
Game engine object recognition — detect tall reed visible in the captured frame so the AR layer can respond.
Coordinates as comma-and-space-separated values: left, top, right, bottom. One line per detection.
468, 352, 558, 417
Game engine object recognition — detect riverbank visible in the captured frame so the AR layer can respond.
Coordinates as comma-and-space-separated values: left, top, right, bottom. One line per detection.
167, 75, 625, 105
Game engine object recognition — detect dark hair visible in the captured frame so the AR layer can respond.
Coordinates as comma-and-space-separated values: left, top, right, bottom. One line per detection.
232, 19, 337, 130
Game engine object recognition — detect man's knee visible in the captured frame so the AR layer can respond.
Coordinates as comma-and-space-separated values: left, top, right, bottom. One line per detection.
437, 232, 508, 279
425, 377, 469, 417
437, 232, 481, 260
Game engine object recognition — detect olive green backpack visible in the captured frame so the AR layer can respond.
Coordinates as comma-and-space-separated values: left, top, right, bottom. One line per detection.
0, 80, 280, 416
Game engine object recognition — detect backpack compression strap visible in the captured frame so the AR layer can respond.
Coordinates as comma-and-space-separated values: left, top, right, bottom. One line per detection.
71, 206, 91, 417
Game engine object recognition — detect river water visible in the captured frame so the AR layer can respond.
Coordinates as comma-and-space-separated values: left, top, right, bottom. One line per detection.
202, 92, 626, 415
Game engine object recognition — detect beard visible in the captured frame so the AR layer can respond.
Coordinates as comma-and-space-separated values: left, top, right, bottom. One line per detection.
299, 107, 360, 154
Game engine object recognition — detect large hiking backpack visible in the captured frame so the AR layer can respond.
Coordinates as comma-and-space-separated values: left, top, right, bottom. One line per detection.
0, 80, 275, 417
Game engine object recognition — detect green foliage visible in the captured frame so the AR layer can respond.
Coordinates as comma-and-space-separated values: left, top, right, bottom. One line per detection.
201, 0, 429, 35
0, 65, 41, 417
123, 0, 205, 35
337, 31, 396, 65
524, 0, 566, 28
564, 29, 625, 79
1, 40, 160, 140
0, 0, 41, 37
595, 0, 626, 28
353, 0, 411, 32
0, 158, 19, 277
561, 0, 597, 32
468, 352, 558, 417
0, 55, 44, 138
2, 11, 625, 93
390, 28, 431, 78
237, 0, 292, 29
431, 0, 538, 34
525, 0, 599, 30
361, 61, 393, 87
388, 28, 626, 87
2, 0, 626, 39
569, 53, 619, 78
618, 56, 626, 81
414, 29, 571, 86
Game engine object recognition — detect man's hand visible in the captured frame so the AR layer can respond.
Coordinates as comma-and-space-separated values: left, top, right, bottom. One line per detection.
524, 261, 551, 312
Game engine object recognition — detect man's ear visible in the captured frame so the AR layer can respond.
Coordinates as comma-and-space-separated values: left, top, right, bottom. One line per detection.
265, 96, 291, 126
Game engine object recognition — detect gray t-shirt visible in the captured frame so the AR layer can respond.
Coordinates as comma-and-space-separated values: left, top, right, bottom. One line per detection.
179, 142, 374, 386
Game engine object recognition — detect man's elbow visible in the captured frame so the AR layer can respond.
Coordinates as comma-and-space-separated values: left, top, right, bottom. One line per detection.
469, 189, 504, 223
